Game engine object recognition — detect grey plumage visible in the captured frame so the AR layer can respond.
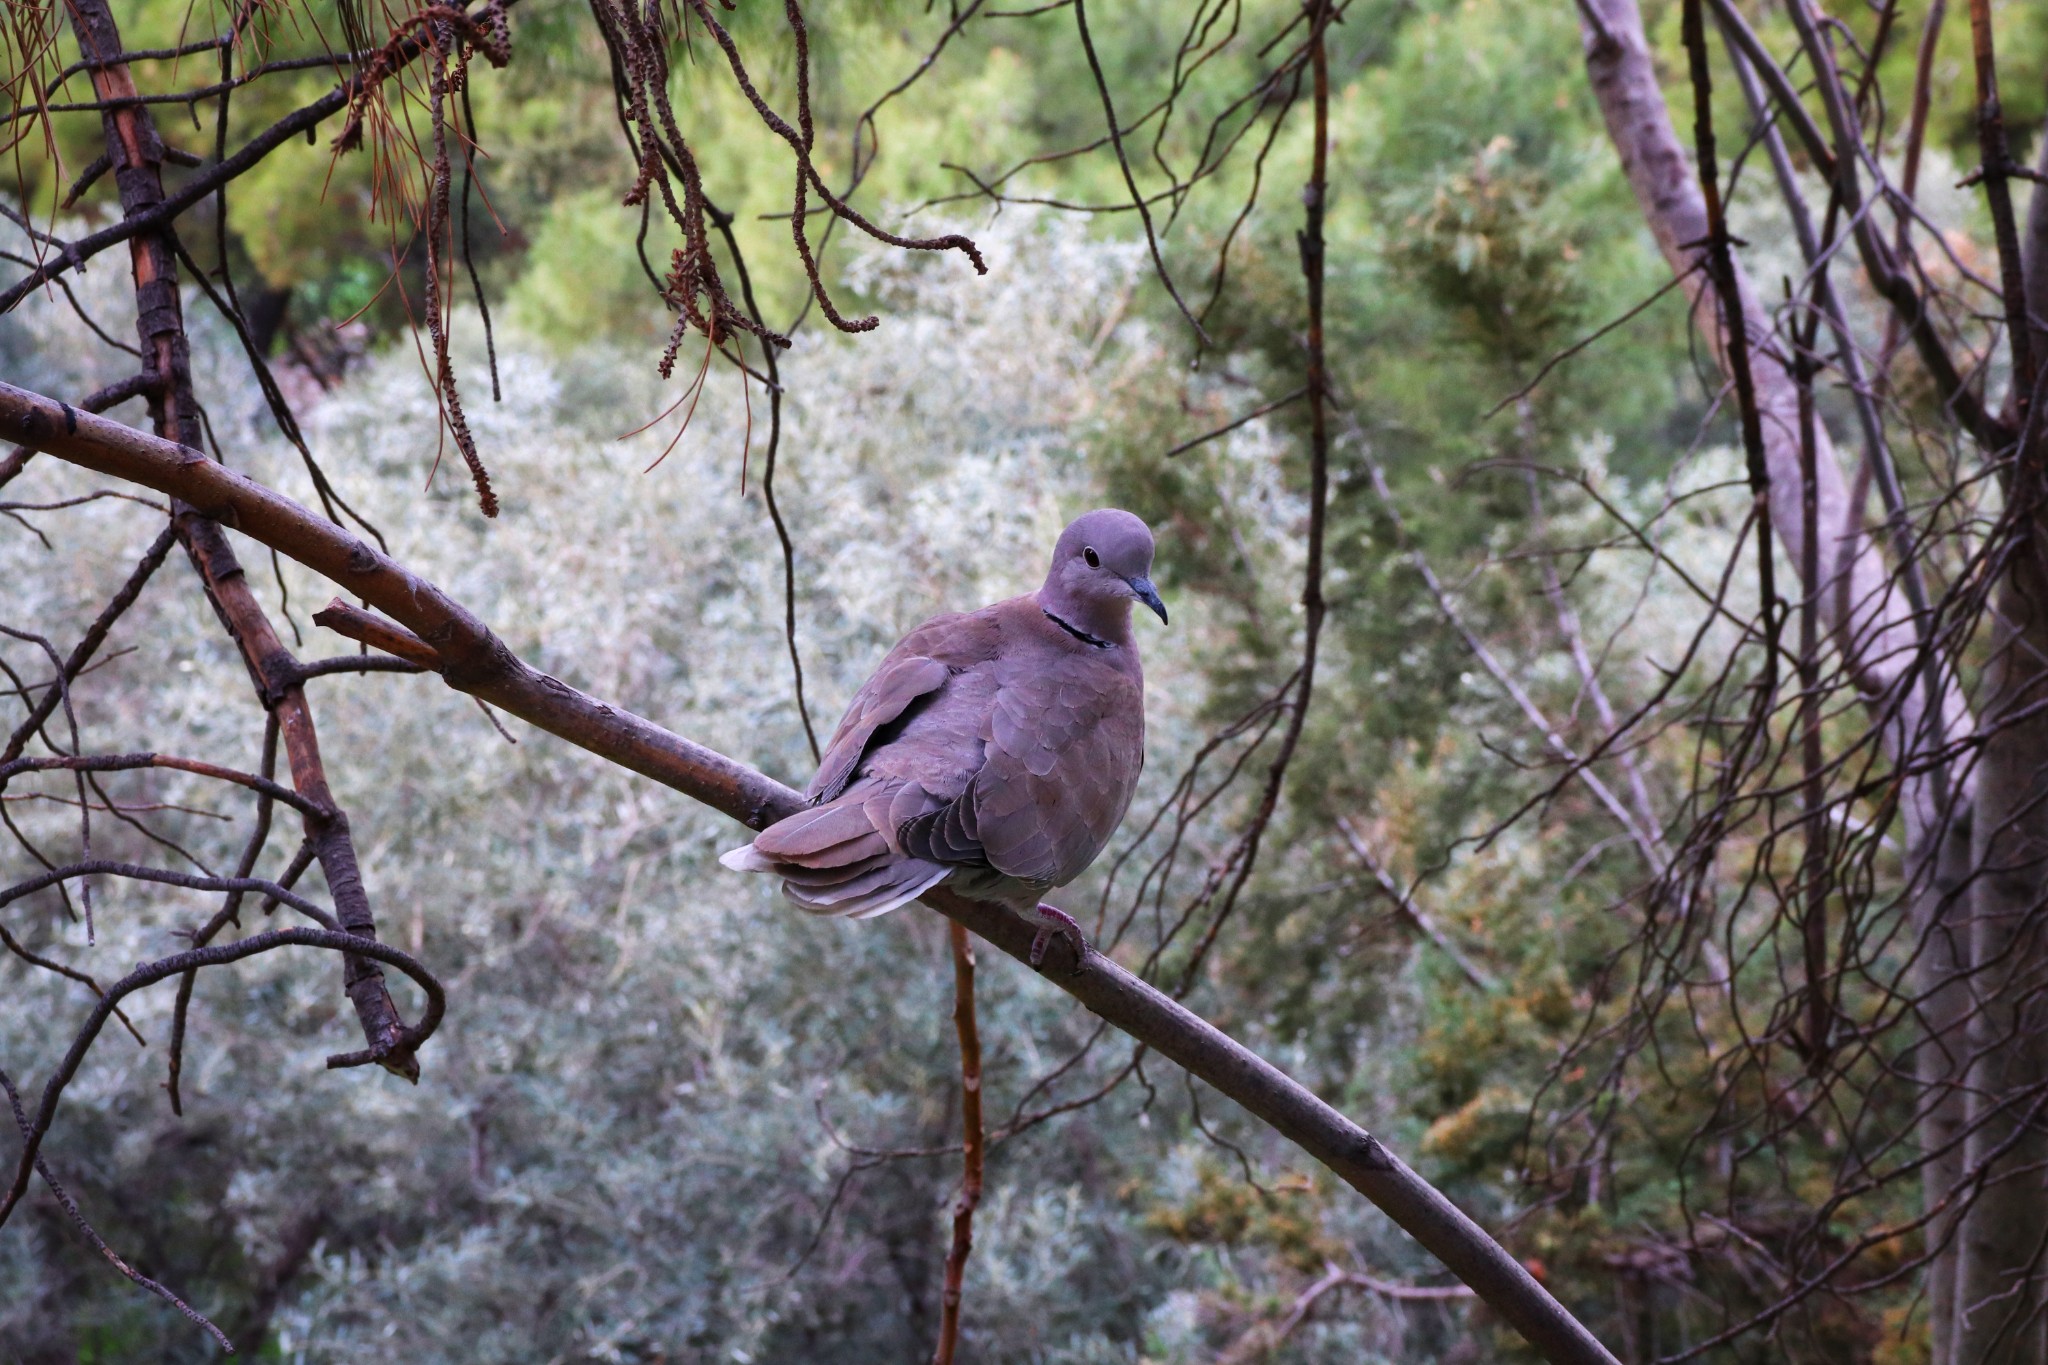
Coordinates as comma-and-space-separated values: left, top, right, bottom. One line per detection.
721, 509, 1165, 957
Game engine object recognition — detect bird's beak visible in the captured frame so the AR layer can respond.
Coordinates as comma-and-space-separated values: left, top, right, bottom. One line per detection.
1127, 576, 1169, 625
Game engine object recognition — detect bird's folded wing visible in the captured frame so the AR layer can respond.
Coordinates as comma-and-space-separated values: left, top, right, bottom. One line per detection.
807, 655, 949, 803
900, 650, 1144, 887
806, 610, 1001, 804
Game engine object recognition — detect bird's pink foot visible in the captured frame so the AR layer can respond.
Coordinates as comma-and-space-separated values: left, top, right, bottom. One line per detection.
1027, 903, 1088, 969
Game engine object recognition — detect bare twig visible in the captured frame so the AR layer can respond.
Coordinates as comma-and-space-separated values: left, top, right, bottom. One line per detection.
0, 1067, 236, 1352
932, 922, 984, 1365
1335, 816, 1499, 993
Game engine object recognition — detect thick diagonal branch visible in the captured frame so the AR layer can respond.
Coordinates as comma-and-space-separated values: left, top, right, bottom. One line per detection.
0, 378, 1620, 1365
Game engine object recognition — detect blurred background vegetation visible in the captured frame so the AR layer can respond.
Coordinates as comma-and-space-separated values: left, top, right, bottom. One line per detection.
4, 0, 2047, 1359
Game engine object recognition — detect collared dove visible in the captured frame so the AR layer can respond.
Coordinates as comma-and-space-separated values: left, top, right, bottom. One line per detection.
721, 508, 1167, 964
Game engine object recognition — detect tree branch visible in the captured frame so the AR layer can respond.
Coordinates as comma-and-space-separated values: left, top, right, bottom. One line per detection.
0, 376, 1621, 1365
932, 922, 983, 1365
56, 0, 419, 1080
1708, 0, 2006, 451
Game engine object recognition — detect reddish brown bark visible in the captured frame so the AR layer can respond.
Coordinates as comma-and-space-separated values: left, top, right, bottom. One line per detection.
932, 922, 984, 1365
61, 0, 417, 1078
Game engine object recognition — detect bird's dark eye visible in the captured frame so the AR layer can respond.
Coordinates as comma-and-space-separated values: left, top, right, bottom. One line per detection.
1083, 547, 1100, 568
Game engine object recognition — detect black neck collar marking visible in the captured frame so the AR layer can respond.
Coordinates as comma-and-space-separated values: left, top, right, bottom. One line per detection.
1043, 608, 1113, 649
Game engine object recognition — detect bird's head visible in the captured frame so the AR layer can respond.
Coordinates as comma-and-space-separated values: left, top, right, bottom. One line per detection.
1041, 508, 1168, 633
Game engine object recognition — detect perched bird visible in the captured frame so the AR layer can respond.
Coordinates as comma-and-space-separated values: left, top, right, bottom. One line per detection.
721, 508, 1167, 965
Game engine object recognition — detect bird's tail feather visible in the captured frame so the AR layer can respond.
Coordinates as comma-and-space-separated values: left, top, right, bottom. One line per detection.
784, 859, 952, 920
718, 843, 778, 874
720, 780, 953, 919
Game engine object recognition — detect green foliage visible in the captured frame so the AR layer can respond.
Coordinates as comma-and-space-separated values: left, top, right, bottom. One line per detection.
507, 188, 668, 341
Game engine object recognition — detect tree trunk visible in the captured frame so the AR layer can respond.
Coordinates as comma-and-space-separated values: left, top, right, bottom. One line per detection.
1948, 40, 2048, 1365
1953, 561, 2048, 1365
1917, 798, 1975, 1365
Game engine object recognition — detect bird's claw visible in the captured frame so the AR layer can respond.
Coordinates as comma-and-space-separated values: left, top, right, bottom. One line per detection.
1028, 904, 1089, 970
